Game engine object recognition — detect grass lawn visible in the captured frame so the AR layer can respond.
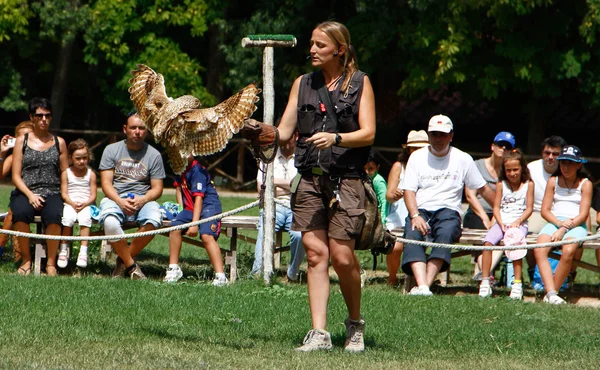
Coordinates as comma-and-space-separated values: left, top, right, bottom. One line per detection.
1, 185, 600, 369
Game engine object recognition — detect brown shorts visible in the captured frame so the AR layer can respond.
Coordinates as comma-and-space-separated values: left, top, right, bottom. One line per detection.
291, 174, 365, 240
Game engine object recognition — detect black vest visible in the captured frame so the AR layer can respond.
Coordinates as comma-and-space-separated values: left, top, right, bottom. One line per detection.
295, 71, 371, 176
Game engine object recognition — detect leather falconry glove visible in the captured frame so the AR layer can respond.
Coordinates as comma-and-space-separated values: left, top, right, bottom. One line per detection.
241, 119, 279, 163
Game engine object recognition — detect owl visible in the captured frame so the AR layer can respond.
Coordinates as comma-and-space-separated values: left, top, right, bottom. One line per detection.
128, 64, 260, 174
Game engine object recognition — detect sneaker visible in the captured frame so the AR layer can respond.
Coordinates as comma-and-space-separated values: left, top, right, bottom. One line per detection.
509, 283, 523, 300
212, 274, 228, 287
164, 266, 183, 283
57, 247, 69, 268
344, 316, 366, 352
409, 286, 433, 296
76, 253, 88, 268
543, 294, 566, 305
472, 272, 483, 281
479, 283, 492, 298
360, 269, 367, 288
129, 263, 147, 280
296, 329, 333, 352
112, 257, 126, 278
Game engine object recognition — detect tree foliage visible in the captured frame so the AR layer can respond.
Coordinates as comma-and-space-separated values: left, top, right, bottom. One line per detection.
1, 0, 600, 146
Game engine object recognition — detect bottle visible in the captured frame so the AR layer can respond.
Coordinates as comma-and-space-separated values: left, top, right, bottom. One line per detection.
506, 260, 514, 288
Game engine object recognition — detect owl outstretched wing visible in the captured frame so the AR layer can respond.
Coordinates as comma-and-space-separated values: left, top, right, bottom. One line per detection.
128, 64, 261, 175
128, 64, 171, 134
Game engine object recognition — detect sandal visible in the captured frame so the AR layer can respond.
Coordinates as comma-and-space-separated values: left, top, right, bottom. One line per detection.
57, 248, 69, 268
46, 265, 57, 277
17, 264, 31, 276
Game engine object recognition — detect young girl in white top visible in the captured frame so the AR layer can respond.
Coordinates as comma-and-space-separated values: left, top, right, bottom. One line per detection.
534, 145, 592, 305
479, 149, 534, 299
384, 130, 428, 286
58, 139, 97, 268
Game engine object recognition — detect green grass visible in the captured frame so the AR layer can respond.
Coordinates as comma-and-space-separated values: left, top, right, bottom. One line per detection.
1, 185, 600, 368
1, 276, 600, 369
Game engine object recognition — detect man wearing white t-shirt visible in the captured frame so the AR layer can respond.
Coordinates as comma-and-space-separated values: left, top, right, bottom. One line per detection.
401, 114, 495, 295
526, 135, 566, 280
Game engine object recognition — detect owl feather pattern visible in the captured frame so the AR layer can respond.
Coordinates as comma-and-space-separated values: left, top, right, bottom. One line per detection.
128, 64, 260, 174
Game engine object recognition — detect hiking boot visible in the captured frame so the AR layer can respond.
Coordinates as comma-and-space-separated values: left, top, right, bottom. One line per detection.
543, 293, 566, 305
479, 283, 492, 298
129, 263, 146, 280
296, 329, 333, 352
509, 283, 523, 300
112, 257, 126, 278
344, 316, 366, 353
164, 266, 183, 283
212, 274, 228, 287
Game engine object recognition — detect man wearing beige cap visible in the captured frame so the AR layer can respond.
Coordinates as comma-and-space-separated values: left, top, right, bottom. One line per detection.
401, 114, 495, 295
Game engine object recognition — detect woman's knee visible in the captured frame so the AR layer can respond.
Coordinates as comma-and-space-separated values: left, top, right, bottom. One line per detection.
330, 251, 356, 272
305, 248, 328, 268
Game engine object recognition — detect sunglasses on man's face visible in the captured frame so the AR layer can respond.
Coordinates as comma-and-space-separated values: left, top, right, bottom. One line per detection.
33, 113, 52, 119
494, 141, 513, 150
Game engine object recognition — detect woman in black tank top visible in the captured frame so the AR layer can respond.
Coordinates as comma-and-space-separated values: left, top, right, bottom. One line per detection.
9, 98, 68, 276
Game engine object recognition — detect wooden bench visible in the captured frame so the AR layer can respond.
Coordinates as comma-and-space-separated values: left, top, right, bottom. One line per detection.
391, 227, 600, 290
24, 215, 285, 281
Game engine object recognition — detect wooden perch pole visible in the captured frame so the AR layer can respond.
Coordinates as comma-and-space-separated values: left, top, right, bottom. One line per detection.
242, 34, 296, 285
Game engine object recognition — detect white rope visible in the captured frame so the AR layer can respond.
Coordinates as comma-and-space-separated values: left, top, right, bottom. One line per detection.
394, 233, 600, 251
0, 200, 259, 242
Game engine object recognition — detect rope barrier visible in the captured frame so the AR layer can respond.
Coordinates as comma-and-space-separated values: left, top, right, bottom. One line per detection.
393, 232, 600, 251
0, 200, 259, 242
2, 196, 599, 253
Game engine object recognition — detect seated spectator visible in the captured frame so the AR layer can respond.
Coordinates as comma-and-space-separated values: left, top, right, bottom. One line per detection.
0, 121, 34, 258
58, 139, 97, 269
251, 132, 305, 283
385, 130, 428, 286
478, 149, 534, 300
164, 154, 227, 286
534, 145, 592, 305
97, 112, 165, 279
401, 114, 494, 295
10, 98, 68, 276
526, 135, 567, 281
364, 150, 388, 225
464, 132, 515, 281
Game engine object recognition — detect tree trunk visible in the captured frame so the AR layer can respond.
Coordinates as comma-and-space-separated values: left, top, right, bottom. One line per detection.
50, 40, 75, 129
206, 24, 223, 100
526, 99, 544, 157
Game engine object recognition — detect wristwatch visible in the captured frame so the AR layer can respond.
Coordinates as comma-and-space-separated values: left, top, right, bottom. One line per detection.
411, 213, 420, 219
334, 133, 342, 145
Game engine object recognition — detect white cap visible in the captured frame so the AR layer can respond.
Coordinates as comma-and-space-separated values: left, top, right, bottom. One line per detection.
428, 114, 453, 133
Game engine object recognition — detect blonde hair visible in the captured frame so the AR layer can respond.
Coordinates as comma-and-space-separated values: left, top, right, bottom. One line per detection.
14, 121, 34, 137
316, 21, 358, 96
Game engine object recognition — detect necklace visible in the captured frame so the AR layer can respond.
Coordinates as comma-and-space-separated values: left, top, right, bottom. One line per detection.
326, 74, 343, 90
565, 177, 578, 194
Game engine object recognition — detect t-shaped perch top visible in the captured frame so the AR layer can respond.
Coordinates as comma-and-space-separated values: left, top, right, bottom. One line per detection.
241, 34, 297, 48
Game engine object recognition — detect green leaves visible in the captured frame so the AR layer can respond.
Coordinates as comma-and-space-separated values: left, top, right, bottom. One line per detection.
0, 0, 32, 42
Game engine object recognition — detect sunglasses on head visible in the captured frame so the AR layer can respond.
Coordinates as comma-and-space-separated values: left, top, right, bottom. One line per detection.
33, 113, 52, 119
494, 141, 513, 149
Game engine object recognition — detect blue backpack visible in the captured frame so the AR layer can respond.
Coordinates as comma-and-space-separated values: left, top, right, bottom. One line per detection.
531, 252, 568, 291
